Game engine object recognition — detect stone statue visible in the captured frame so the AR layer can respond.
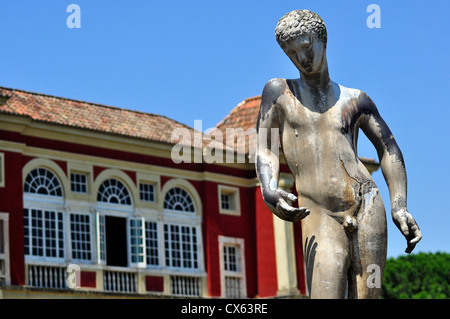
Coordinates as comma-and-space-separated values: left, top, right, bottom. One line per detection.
255, 10, 421, 298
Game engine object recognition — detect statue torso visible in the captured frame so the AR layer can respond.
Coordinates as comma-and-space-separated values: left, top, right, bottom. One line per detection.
276, 79, 375, 213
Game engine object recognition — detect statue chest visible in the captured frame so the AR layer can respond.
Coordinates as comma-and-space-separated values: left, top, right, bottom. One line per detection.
280, 100, 349, 136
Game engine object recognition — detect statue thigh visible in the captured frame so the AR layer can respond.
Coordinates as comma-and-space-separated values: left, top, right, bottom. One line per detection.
348, 187, 387, 299
301, 188, 387, 299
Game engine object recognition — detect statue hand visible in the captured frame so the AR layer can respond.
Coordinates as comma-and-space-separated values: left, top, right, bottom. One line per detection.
392, 208, 422, 253
274, 189, 310, 222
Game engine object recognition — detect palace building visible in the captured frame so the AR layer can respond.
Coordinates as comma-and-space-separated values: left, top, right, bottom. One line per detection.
0, 86, 379, 298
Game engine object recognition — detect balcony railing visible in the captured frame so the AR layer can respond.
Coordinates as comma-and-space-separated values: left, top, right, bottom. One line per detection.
24, 263, 204, 297
170, 275, 201, 297
225, 276, 242, 298
27, 264, 67, 289
103, 269, 138, 293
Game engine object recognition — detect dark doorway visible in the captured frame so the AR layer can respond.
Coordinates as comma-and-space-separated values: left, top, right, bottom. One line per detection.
105, 216, 127, 267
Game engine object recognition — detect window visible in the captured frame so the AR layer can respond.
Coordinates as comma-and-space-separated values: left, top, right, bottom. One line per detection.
0, 153, 4, 188
219, 236, 247, 298
24, 208, 64, 259
140, 183, 155, 202
0, 213, 10, 286
145, 221, 159, 266
130, 219, 144, 265
96, 178, 134, 267
218, 185, 240, 216
164, 224, 198, 269
70, 214, 91, 261
221, 193, 231, 210
24, 168, 63, 197
164, 187, 195, 213
97, 214, 106, 263
70, 173, 88, 194
223, 246, 239, 272
97, 178, 132, 205
104, 216, 127, 267
23, 168, 65, 263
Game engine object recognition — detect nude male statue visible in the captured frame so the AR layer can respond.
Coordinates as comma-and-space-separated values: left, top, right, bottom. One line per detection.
255, 10, 421, 298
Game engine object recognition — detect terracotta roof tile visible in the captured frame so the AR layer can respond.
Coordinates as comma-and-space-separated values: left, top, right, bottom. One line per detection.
215, 96, 261, 155
0, 86, 201, 146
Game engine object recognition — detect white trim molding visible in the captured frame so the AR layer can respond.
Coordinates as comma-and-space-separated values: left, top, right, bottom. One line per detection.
218, 236, 247, 298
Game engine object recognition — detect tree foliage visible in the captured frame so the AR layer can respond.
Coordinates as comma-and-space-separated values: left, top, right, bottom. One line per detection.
381, 252, 450, 299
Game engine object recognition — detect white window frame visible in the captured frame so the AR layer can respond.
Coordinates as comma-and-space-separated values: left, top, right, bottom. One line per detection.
23, 207, 65, 262
0, 153, 5, 188
70, 172, 88, 194
218, 185, 241, 216
144, 220, 160, 267
23, 167, 67, 264
94, 206, 133, 268
219, 236, 247, 298
96, 212, 107, 265
95, 177, 135, 268
67, 162, 93, 197
24, 168, 63, 197
69, 212, 93, 263
0, 213, 10, 286
97, 178, 132, 206
160, 182, 204, 274
24, 205, 67, 263
163, 187, 195, 213
129, 217, 146, 268
139, 182, 156, 202
163, 223, 199, 271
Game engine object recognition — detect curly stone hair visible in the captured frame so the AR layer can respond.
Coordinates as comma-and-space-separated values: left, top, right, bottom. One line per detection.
275, 10, 327, 48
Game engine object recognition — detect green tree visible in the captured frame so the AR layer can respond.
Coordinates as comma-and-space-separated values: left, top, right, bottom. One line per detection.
381, 252, 450, 299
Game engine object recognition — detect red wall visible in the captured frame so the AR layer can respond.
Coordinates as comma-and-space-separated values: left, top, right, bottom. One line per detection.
0, 151, 25, 285
202, 180, 257, 297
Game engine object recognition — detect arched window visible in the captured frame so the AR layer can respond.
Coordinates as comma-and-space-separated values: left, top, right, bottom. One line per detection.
23, 168, 64, 260
24, 168, 63, 197
97, 178, 132, 205
164, 187, 195, 213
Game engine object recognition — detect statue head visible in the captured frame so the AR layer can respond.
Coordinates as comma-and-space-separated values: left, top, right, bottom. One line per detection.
275, 10, 327, 48
275, 10, 328, 75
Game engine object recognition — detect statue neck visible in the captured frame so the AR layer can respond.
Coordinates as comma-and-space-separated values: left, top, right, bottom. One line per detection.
299, 60, 330, 91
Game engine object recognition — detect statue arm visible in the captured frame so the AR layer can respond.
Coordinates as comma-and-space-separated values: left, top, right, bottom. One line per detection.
359, 93, 421, 253
255, 79, 309, 222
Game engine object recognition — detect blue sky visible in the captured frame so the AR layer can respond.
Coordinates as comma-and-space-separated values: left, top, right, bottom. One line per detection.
1, 0, 449, 258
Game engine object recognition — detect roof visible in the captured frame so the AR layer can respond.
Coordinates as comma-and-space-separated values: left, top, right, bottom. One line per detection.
215, 96, 261, 131
0, 86, 199, 146
215, 96, 261, 155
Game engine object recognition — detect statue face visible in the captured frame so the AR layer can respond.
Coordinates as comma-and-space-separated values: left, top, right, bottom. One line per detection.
282, 34, 325, 75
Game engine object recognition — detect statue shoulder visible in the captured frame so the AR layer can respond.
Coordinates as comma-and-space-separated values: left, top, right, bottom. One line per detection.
261, 78, 289, 105
355, 89, 378, 114
338, 84, 364, 101
339, 85, 377, 112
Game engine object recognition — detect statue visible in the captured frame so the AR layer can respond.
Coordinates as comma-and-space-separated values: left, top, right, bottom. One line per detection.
255, 10, 421, 298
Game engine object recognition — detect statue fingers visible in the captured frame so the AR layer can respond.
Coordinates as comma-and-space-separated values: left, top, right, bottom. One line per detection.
393, 212, 410, 237
276, 189, 297, 202
276, 199, 307, 221
293, 206, 310, 220
405, 224, 422, 254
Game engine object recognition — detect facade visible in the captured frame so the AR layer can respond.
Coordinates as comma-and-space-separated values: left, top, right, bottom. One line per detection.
0, 86, 379, 298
